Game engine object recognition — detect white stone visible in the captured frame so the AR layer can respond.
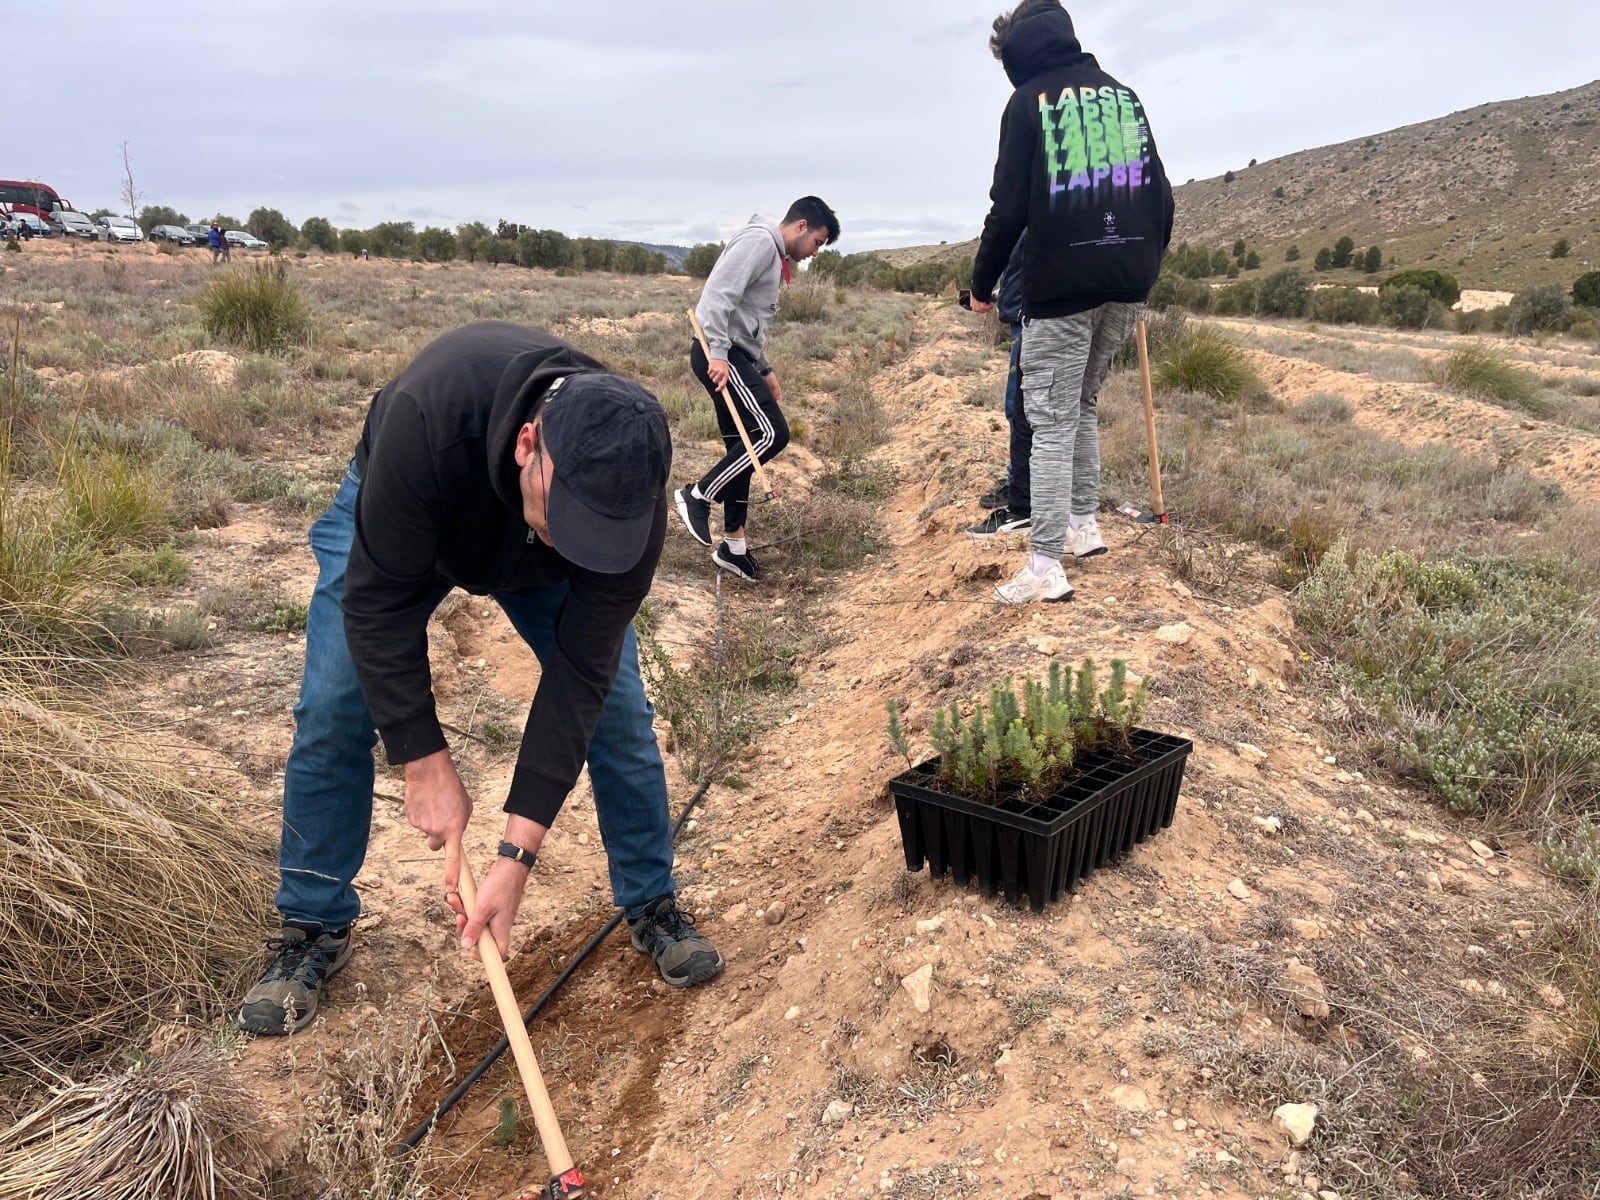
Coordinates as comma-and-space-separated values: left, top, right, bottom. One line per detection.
1280, 958, 1331, 1021
784, 1006, 801, 1021
1235, 742, 1268, 764
1109, 1085, 1151, 1112
821, 1100, 854, 1125
1538, 984, 1567, 1010
916, 916, 946, 935
1155, 622, 1195, 645
1252, 815, 1283, 836
1227, 879, 1254, 901
901, 963, 934, 1013
1272, 1102, 1319, 1146
1468, 839, 1495, 860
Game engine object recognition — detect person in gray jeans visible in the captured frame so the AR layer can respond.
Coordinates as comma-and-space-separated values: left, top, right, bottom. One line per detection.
965, 0, 1174, 604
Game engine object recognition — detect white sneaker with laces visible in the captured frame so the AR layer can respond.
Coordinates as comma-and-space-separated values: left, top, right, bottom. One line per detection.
1067, 521, 1107, 558
995, 561, 1074, 605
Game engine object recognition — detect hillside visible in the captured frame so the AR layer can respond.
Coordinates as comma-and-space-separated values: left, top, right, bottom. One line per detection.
871, 79, 1600, 292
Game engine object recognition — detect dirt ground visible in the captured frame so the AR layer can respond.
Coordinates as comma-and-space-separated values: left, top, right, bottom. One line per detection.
41, 247, 1593, 1199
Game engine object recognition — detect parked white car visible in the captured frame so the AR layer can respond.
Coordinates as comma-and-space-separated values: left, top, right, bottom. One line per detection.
95, 216, 144, 243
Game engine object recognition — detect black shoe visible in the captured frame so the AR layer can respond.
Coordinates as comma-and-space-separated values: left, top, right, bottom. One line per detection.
979, 483, 1014, 509
628, 896, 725, 988
237, 921, 352, 1036
966, 506, 1032, 538
712, 541, 760, 580
674, 487, 713, 547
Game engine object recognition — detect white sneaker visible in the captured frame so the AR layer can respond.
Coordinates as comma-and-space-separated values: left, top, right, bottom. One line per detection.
995, 561, 1075, 605
1067, 521, 1107, 558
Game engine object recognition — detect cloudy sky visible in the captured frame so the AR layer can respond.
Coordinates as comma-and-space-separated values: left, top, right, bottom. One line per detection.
10, 1, 1597, 252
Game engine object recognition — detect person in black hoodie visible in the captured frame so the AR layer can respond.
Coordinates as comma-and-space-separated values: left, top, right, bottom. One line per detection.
967, 0, 1174, 604
239, 322, 724, 1036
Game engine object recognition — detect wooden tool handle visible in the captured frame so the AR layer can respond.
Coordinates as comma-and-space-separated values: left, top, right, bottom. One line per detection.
1134, 317, 1165, 517
453, 849, 577, 1183
686, 307, 777, 502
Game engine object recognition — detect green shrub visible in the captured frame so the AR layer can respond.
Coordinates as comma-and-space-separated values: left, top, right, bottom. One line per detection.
776, 276, 829, 322
1552, 237, 1570, 259
59, 447, 173, 550
1381, 284, 1448, 330
682, 242, 722, 278
1154, 326, 1260, 400
1543, 819, 1600, 883
1574, 271, 1600, 309
1427, 343, 1539, 406
1313, 247, 1332, 271
1508, 285, 1573, 334
1284, 245, 1300, 262
1309, 286, 1380, 325
1243, 250, 1260, 270
1294, 542, 1600, 816
1148, 274, 1212, 313
1362, 245, 1383, 273
415, 226, 458, 263
1379, 269, 1461, 307
197, 260, 310, 352
1256, 267, 1309, 317
1331, 236, 1356, 269
1290, 392, 1355, 424
1210, 280, 1258, 316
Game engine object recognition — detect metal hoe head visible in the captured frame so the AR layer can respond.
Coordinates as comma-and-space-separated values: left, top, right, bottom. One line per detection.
1117, 501, 1169, 525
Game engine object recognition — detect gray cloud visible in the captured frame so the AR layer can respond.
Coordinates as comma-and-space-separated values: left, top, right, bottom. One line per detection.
8, 1, 1596, 251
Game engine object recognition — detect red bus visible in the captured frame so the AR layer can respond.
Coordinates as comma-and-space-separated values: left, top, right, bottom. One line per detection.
0, 180, 75, 220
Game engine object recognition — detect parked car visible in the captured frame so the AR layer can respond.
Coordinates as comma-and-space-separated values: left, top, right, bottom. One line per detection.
184, 223, 215, 243
48, 210, 97, 239
5, 213, 51, 238
149, 224, 196, 245
95, 216, 144, 243
224, 229, 268, 250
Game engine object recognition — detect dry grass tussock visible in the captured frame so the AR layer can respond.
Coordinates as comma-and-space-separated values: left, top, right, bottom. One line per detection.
0, 1034, 268, 1200
0, 686, 272, 1075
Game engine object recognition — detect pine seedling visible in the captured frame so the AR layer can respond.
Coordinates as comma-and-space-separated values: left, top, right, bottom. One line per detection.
493, 1096, 519, 1147
885, 698, 914, 769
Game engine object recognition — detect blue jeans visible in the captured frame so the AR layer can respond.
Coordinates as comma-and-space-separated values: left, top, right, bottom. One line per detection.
275, 464, 677, 928
1003, 321, 1025, 493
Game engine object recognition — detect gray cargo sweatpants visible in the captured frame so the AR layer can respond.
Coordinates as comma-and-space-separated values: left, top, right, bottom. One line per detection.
1018, 302, 1143, 560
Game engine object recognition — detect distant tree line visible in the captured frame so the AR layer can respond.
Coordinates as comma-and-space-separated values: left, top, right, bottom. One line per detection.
125, 202, 677, 275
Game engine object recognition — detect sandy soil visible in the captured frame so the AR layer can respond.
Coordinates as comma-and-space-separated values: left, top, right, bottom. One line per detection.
88, 278, 1598, 1200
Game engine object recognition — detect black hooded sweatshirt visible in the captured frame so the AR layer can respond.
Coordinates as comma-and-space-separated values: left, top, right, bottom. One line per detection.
344, 321, 667, 829
970, 4, 1174, 317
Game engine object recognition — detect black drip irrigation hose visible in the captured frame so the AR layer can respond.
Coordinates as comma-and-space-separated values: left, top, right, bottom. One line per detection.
397, 776, 714, 1153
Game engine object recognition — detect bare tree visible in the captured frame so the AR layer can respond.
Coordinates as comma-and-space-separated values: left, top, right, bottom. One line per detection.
119, 141, 144, 221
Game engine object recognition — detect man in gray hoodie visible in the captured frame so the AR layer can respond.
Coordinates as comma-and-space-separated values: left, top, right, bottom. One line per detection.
674, 196, 839, 580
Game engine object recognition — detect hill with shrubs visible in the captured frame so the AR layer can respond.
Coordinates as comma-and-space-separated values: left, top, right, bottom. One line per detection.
1170, 78, 1600, 291
867, 79, 1600, 295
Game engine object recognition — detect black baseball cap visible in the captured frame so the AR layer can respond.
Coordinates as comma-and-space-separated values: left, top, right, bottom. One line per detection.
540, 373, 672, 574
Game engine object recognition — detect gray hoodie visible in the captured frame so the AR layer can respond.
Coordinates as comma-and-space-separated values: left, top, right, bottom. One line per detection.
694, 214, 786, 370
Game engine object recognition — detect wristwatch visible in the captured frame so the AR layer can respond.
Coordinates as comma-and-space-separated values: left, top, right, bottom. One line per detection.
497, 840, 538, 869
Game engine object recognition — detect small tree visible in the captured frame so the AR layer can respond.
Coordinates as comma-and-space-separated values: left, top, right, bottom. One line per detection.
338, 227, 366, 257
416, 226, 459, 263
1331, 236, 1356, 269
247, 207, 296, 249
1223, 169, 1236, 183
1232, 238, 1246, 258
1257, 267, 1310, 317
137, 205, 188, 236
1573, 271, 1600, 308
1210, 249, 1230, 274
683, 242, 723, 279
1284, 244, 1300, 262
1508, 285, 1573, 334
1551, 237, 1570, 259
118, 140, 144, 223
300, 217, 337, 253
1314, 247, 1332, 271
1380, 269, 1461, 307
1362, 245, 1383, 273
1273, 186, 1285, 199
1244, 250, 1261, 270
456, 221, 492, 263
